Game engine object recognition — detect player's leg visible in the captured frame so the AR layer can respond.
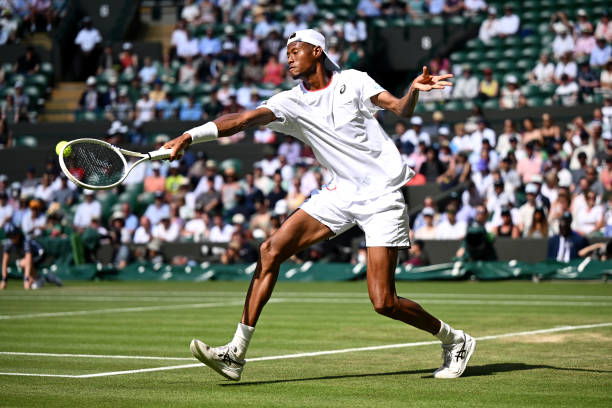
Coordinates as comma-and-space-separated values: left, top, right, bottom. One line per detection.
365, 246, 440, 333
365, 246, 475, 379
190, 209, 334, 380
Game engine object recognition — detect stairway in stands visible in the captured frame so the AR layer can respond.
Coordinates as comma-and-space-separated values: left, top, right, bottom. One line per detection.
42, 82, 84, 122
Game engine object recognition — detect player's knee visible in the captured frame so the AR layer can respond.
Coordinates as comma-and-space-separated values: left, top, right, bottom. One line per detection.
371, 296, 398, 317
259, 239, 282, 266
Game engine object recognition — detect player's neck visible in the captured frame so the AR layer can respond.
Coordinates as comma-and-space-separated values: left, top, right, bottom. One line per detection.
301, 65, 333, 91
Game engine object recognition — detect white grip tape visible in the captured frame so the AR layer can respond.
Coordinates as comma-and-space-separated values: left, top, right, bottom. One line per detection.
187, 121, 219, 144
148, 148, 173, 160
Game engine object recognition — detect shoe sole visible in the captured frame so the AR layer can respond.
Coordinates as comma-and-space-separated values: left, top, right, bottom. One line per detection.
190, 339, 241, 381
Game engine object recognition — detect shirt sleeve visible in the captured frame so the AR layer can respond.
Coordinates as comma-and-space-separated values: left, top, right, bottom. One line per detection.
358, 71, 387, 114
257, 91, 297, 135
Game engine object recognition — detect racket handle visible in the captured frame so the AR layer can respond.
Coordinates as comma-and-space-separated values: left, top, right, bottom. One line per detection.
148, 148, 173, 161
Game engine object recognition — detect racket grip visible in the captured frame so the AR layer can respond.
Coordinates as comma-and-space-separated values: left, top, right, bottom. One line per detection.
148, 148, 173, 160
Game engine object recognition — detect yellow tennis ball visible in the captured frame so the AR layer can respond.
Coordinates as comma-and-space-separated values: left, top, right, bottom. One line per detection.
63, 145, 72, 157
55, 141, 68, 156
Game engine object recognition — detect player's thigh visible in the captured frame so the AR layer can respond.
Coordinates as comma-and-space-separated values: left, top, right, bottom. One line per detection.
366, 247, 399, 302
355, 188, 411, 248
265, 209, 334, 261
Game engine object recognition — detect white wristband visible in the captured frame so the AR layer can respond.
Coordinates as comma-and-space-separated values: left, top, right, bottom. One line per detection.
187, 122, 219, 144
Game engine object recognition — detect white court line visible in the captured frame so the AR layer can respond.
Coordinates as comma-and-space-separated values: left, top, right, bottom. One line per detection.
2, 297, 611, 321
0, 351, 193, 361
1, 322, 610, 378
0, 300, 247, 320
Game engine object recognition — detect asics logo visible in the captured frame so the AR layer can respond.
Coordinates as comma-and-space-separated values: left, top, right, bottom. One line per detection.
219, 350, 244, 367
455, 348, 467, 361
339, 84, 346, 94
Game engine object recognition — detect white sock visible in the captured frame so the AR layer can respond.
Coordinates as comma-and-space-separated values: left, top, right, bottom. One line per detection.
229, 323, 255, 360
435, 321, 461, 344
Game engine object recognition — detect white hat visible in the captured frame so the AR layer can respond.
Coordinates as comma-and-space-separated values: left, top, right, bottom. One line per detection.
122, 42, 132, 50
83, 189, 95, 196
232, 213, 246, 225
410, 116, 423, 126
273, 199, 288, 215
422, 207, 435, 216
488, 6, 497, 14
169, 161, 180, 169
525, 183, 538, 194
286, 29, 340, 71
506, 75, 518, 84
530, 174, 543, 184
86, 76, 96, 86
438, 126, 450, 136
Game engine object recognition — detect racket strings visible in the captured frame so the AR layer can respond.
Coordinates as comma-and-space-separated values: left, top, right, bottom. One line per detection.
63, 142, 125, 187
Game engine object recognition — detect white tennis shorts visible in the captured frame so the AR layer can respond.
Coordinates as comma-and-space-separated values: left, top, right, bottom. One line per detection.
300, 186, 411, 247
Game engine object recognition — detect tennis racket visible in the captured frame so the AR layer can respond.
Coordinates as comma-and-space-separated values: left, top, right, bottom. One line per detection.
58, 138, 174, 190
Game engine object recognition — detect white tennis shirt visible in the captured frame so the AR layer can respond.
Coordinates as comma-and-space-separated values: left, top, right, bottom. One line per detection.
259, 69, 414, 201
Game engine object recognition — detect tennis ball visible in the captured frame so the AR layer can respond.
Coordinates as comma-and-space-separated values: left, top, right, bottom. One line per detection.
55, 141, 71, 157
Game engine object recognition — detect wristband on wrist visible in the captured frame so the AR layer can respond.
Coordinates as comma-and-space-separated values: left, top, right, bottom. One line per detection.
186, 121, 219, 144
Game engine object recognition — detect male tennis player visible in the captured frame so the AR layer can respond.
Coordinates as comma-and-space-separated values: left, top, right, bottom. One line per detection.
164, 29, 475, 380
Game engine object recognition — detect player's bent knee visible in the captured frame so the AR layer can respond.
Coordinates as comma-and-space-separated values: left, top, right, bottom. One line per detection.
259, 239, 282, 266
371, 297, 399, 317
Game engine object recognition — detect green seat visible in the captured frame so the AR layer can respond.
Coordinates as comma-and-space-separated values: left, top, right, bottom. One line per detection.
539, 83, 556, 96
485, 49, 503, 60
521, 84, 541, 97
15, 135, 38, 147
466, 38, 485, 50
482, 99, 499, 110
24, 86, 40, 99
527, 96, 545, 107
450, 51, 468, 64
521, 47, 540, 59
466, 51, 484, 62
516, 59, 532, 70
522, 35, 539, 46
443, 100, 463, 111
495, 60, 514, 71
502, 48, 521, 60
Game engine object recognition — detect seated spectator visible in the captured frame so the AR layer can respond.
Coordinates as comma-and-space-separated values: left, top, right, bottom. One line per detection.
419, 147, 446, 183
521, 117, 542, 146
554, 52, 578, 84
209, 214, 234, 243
478, 7, 498, 44
179, 96, 202, 121
464, 0, 486, 15
496, 120, 519, 157
552, 25, 574, 60
176, 31, 199, 59
283, 14, 307, 39
414, 207, 437, 239
400, 116, 430, 153
135, 92, 156, 124
262, 55, 285, 86
443, 0, 464, 16
195, 176, 221, 214
344, 16, 367, 43
574, 8, 593, 36
118, 42, 138, 75
577, 63, 599, 102
138, 57, 157, 84
452, 66, 479, 100
342, 42, 365, 70
239, 27, 259, 58
182, 206, 209, 242
152, 216, 180, 242
144, 192, 170, 226
470, 118, 496, 148
529, 54, 555, 85
435, 204, 467, 240
547, 212, 589, 262
357, 0, 382, 18
73, 190, 101, 230
478, 67, 498, 101
496, 5, 519, 38
200, 27, 221, 56
525, 207, 549, 238
573, 190, 604, 236
403, 240, 430, 267
574, 27, 596, 59
516, 142, 542, 184
601, 61, 612, 91
15, 47, 40, 75
493, 207, 520, 238
79, 76, 103, 114
293, 0, 318, 23
554, 74, 579, 107
595, 12, 612, 42
499, 75, 524, 109
181, 0, 200, 23
590, 37, 611, 70
254, 125, 276, 144
144, 163, 166, 193
0, 10, 19, 45
427, 0, 445, 15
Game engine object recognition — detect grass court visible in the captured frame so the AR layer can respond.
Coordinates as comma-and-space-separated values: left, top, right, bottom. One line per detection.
1, 280, 611, 407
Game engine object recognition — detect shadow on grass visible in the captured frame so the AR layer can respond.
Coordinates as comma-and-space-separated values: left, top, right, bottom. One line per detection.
219, 363, 612, 387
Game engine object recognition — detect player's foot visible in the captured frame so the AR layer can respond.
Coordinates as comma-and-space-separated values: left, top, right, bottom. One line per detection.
433, 331, 476, 379
190, 339, 245, 381
0, 280, 6, 290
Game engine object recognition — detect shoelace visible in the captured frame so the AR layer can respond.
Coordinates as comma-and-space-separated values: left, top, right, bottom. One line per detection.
217, 347, 243, 367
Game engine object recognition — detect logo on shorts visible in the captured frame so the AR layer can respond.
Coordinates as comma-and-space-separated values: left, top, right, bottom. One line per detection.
339, 84, 346, 94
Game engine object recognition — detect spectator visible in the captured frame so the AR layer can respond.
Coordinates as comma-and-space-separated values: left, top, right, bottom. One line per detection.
403, 240, 430, 267
357, 0, 382, 18
78, 76, 103, 115
134, 91, 156, 124
577, 63, 599, 102
208, 214, 234, 243
293, 0, 318, 23
427, 0, 445, 15
554, 53, 578, 84
74, 17, 102, 79
595, 12, 612, 42
152, 216, 180, 242
16, 47, 40, 75
521, 117, 542, 146
0, 117, 13, 148
414, 207, 437, 239
181, 0, 200, 23
573, 9, 593, 36
239, 27, 259, 58
517, 142, 542, 184
182, 206, 209, 242
478, 7, 498, 44
525, 207, 549, 238
199, 27, 221, 57
435, 204, 467, 240
554, 74, 579, 107
547, 212, 588, 262
496, 5, 519, 38
419, 147, 446, 183
319, 13, 341, 39
499, 75, 524, 109
496, 120, 519, 158
262, 55, 285, 86
73, 190, 101, 230
464, 0, 486, 15
144, 163, 166, 193
344, 16, 367, 43
283, 14, 307, 39
195, 176, 221, 214
0, 192, 12, 228
144, 192, 170, 226
574, 27, 596, 59
552, 26, 574, 60
478, 67, 498, 101
177, 31, 199, 59
493, 206, 520, 238
443, 0, 464, 16
0, 10, 18, 45
178, 56, 197, 85
470, 119, 496, 148
133, 216, 152, 244
529, 53, 555, 85
590, 37, 611, 70
118, 42, 138, 75
138, 56, 157, 84
452, 66, 479, 100
179, 96, 203, 121
165, 162, 187, 194
401, 115, 431, 153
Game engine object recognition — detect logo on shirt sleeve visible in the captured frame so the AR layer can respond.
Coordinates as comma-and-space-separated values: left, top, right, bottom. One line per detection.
339, 84, 346, 94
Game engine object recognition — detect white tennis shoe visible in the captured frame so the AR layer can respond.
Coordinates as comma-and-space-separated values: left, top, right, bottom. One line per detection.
433, 331, 476, 379
190, 339, 245, 381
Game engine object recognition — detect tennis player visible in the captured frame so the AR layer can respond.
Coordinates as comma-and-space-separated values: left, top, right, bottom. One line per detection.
164, 29, 475, 380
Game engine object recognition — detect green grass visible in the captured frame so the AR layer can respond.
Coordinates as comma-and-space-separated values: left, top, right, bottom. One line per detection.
1, 281, 611, 407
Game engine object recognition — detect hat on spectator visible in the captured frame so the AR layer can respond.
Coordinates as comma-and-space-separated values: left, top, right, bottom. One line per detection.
232, 213, 246, 225
577, 9, 587, 17
286, 29, 341, 71
154, 134, 169, 144
488, 6, 497, 15
525, 183, 538, 194
151, 162, 161, 170
422, 207, 435, 217
506, 75, 518, 84
170, 161, 180, 169
111, 211, 125, 221
554, 23, 568, 34
530, 174, 543, 184
83, 189, 95, 196
273, 199, 289, 216
0, 174, 7, 182
86, 76, 96, 86
154, 191, 164, 199
122, 42, 133, 51
410, 116, 423, 126
560, 211, 572, 223
438, 127, 450, 136
205, 159, 217, 169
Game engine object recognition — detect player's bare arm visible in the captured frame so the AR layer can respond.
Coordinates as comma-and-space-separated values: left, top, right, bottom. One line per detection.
371, 66, 453, 117
163, 108, 277, 160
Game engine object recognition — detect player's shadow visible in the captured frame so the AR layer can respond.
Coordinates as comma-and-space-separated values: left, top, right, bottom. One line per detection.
219, 363, 612, 387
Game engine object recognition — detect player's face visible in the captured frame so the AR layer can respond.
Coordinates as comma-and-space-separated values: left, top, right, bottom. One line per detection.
287, 42, 318, 79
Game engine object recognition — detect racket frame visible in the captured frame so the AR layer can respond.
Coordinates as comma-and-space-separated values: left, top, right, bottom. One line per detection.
58, 138, 172, 190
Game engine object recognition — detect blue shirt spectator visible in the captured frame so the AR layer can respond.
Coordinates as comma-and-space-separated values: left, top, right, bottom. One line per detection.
357, 0, 381, 17
199, 32, 222, 56
157, 97, 180, 119
179, 98, 202, 121
589, 38, 611, 68
428, 0, 445, 15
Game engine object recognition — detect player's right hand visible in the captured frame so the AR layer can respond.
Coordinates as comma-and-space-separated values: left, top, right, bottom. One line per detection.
163, 133, 192, 161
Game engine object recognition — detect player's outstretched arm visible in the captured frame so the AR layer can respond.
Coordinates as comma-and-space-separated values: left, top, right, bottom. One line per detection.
372, 66, 453, 118
163, 108, 277, 160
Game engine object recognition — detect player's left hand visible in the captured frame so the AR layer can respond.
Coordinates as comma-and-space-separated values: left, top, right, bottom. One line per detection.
411, 66, 453, 92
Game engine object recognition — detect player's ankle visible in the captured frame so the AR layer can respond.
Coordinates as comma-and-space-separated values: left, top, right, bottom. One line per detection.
230, 322, 255, 360
435, 321, 461, 344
